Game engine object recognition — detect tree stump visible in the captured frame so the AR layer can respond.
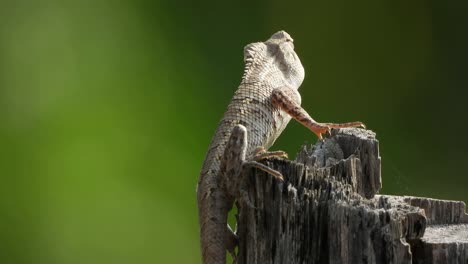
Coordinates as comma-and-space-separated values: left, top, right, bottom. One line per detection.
236, 128, 468, 264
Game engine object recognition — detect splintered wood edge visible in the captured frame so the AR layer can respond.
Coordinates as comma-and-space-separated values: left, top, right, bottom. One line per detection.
296, 127, 381, 198
403, 196, 468, 224
378, 195, 468, 225
411, 224, 468, 263
330, 127, 376, 140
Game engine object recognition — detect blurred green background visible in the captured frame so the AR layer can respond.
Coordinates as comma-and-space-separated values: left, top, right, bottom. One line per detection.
1, 0, 467, 263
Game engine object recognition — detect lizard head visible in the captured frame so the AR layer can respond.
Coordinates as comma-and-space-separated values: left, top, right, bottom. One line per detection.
242, 31, 305, 89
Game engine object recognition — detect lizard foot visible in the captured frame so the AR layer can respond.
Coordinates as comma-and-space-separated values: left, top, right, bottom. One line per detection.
252, 146, 288, 161
310, 121, 366, 139
221, 125, 282, 208
322, 121, 366, 130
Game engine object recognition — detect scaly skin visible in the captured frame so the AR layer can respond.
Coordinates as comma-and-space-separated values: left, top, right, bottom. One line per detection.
197, 31, 364, 264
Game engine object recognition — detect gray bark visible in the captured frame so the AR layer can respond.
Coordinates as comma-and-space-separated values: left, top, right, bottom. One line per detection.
236, 128, 468, 264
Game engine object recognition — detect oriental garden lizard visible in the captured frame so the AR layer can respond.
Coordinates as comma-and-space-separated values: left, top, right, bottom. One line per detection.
196, 31, 365, 264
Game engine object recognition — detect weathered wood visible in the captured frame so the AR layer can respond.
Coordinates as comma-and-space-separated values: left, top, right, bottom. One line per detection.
411, 224, 468, 263
235, 128, 468, 264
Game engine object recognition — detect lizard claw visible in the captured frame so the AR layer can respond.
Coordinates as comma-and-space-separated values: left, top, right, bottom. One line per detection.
311, 121, 367, 139
245, 160, 284, 181
253, 147, 288, 161
311, 125, 331, 140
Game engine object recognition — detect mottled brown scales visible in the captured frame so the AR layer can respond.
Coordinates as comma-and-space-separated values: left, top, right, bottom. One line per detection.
197, 31, 365, 264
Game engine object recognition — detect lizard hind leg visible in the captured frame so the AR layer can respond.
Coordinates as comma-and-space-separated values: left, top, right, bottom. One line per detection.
222, 125, 284, 194
221, 125, 284, 207
220, 125, 284, 260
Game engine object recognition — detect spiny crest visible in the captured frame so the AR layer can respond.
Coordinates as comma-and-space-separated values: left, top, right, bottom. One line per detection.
241, 42, 266, 83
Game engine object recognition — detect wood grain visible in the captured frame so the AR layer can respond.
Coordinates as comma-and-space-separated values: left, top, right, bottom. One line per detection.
236, 128, 468, 264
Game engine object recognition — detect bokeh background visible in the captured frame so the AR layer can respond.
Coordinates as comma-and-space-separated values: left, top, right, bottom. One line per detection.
1, 0, 467, 263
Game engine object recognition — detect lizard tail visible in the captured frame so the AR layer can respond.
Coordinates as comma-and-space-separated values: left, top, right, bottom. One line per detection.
197, 174, 229, 264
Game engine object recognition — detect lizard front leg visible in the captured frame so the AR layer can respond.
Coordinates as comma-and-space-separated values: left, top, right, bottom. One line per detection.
271, 86, 365, 139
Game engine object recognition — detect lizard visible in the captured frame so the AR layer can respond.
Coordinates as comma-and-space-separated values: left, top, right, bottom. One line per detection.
196, 30, 365, 264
